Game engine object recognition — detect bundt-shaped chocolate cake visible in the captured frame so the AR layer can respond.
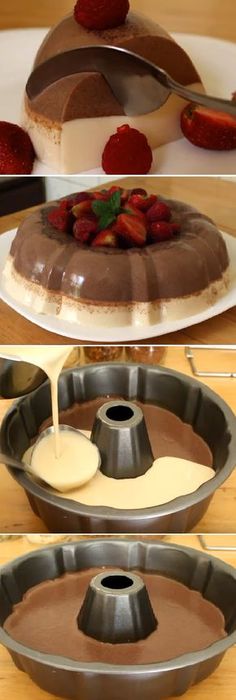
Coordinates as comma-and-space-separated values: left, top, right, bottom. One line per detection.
22, 2, 203, 172
3, 186, 230, 328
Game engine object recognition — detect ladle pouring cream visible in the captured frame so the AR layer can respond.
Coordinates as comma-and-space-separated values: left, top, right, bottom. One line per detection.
0, 346, 101, 490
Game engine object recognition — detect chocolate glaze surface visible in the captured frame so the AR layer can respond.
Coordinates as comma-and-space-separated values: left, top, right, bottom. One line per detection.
4, 568, 226, 664
40, 397, 213, 467
9, 194, 229, 304
26, 11, 202, 122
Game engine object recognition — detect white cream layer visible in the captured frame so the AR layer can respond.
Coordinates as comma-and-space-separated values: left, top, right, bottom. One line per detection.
3, 257, 230, 328
24, 437, 215, 508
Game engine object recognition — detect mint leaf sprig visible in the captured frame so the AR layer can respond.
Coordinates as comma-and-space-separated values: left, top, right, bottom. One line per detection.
92, 191, 121, 230
92, 191, 134, 230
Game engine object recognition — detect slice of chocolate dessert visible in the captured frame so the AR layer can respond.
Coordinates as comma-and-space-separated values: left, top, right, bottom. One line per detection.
22, 1, 204, 172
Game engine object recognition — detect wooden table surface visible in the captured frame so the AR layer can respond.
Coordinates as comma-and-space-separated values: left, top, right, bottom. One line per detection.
0, 346, 235, 534
0, 534, 235, 700
0, 177, 236, 345
1, 0, 236, 42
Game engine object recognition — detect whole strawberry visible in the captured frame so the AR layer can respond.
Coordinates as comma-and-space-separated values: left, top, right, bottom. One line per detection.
102, 124, 153, 174
150, 222, 174, 243
73, 217, 97, 243
147, 201, 171, 223
181, 103, 236, 150
48, 208, 74, 234
74, 0, 129, 30
0, 121, 35, 174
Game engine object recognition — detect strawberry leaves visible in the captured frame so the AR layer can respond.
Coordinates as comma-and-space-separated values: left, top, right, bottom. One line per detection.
92, 190, 122, 230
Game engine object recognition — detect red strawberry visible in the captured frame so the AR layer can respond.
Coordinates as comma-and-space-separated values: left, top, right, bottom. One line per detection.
92, 191, 110, 201
74, 191, 93, 203
74, 0, 129, 30
59, 192, 92, 210
128, 194, 157, 211
47, 208, 73, 233
125, 204, 147, 223
102, 124, 153, 174
181, 103, 236, 150
91, 229, 118, 247
73, 217, 97, 243
72, 200, 92, 217
115, 213, 147, 247
147, 201, 171, 223
0, 121, 35, 174
120, 189, 130, 203
107, 185, 122, 195
59, 197, 75, 211
130, 188, 147, 197
150, 222, 174, 242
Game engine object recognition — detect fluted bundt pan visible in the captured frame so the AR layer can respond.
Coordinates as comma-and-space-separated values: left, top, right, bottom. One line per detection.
0, 363, 236, 533
0, 539, 236, 700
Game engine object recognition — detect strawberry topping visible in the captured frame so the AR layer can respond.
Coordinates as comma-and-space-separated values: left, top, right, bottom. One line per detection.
102, 124, 153, 174
128, 194, 157, 211
0, 121, 35, 174
147, 201, 171, 223
73, 217, 98, 243
48, 208, 74, 234
150, 222, 174, 242
47, 187, 180, 248
74, 0, 129, 30
115, 213, 147, 247
72, 200, 92, 217
92, 230, 118, 247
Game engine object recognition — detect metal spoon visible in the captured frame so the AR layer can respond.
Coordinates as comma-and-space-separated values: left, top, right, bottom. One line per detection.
0, 451, 38, 478
26, 45, 236, 117
1, 425, 101, 492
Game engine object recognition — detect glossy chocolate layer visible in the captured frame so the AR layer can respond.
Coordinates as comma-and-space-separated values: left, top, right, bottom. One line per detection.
26, 11, 201, 123
40, 397, 213, 467
9, 195, 229, 304
4, 567, 226, 663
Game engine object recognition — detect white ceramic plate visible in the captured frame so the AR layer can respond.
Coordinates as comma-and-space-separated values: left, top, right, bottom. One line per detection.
0, 229, 235, 342
0, 28, 236, 175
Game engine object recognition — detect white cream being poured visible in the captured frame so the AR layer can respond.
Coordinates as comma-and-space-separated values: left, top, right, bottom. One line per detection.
1, 345, 73, 455
0, 345, 100, 490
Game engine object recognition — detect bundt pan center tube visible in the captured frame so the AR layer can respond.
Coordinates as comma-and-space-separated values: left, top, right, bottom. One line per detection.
0, 539, 236, 700
77, 569, 158, 642
91, 399, 154, 478
0, 363, 236, 533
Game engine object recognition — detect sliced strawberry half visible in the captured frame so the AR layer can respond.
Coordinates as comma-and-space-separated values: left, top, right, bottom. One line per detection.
115, 213, 147, 247
128, 193, 157, 211
72, 200, 93, 217
124, 202, 146, 220
91, 229, 118, 247
181, 103, 236, 150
